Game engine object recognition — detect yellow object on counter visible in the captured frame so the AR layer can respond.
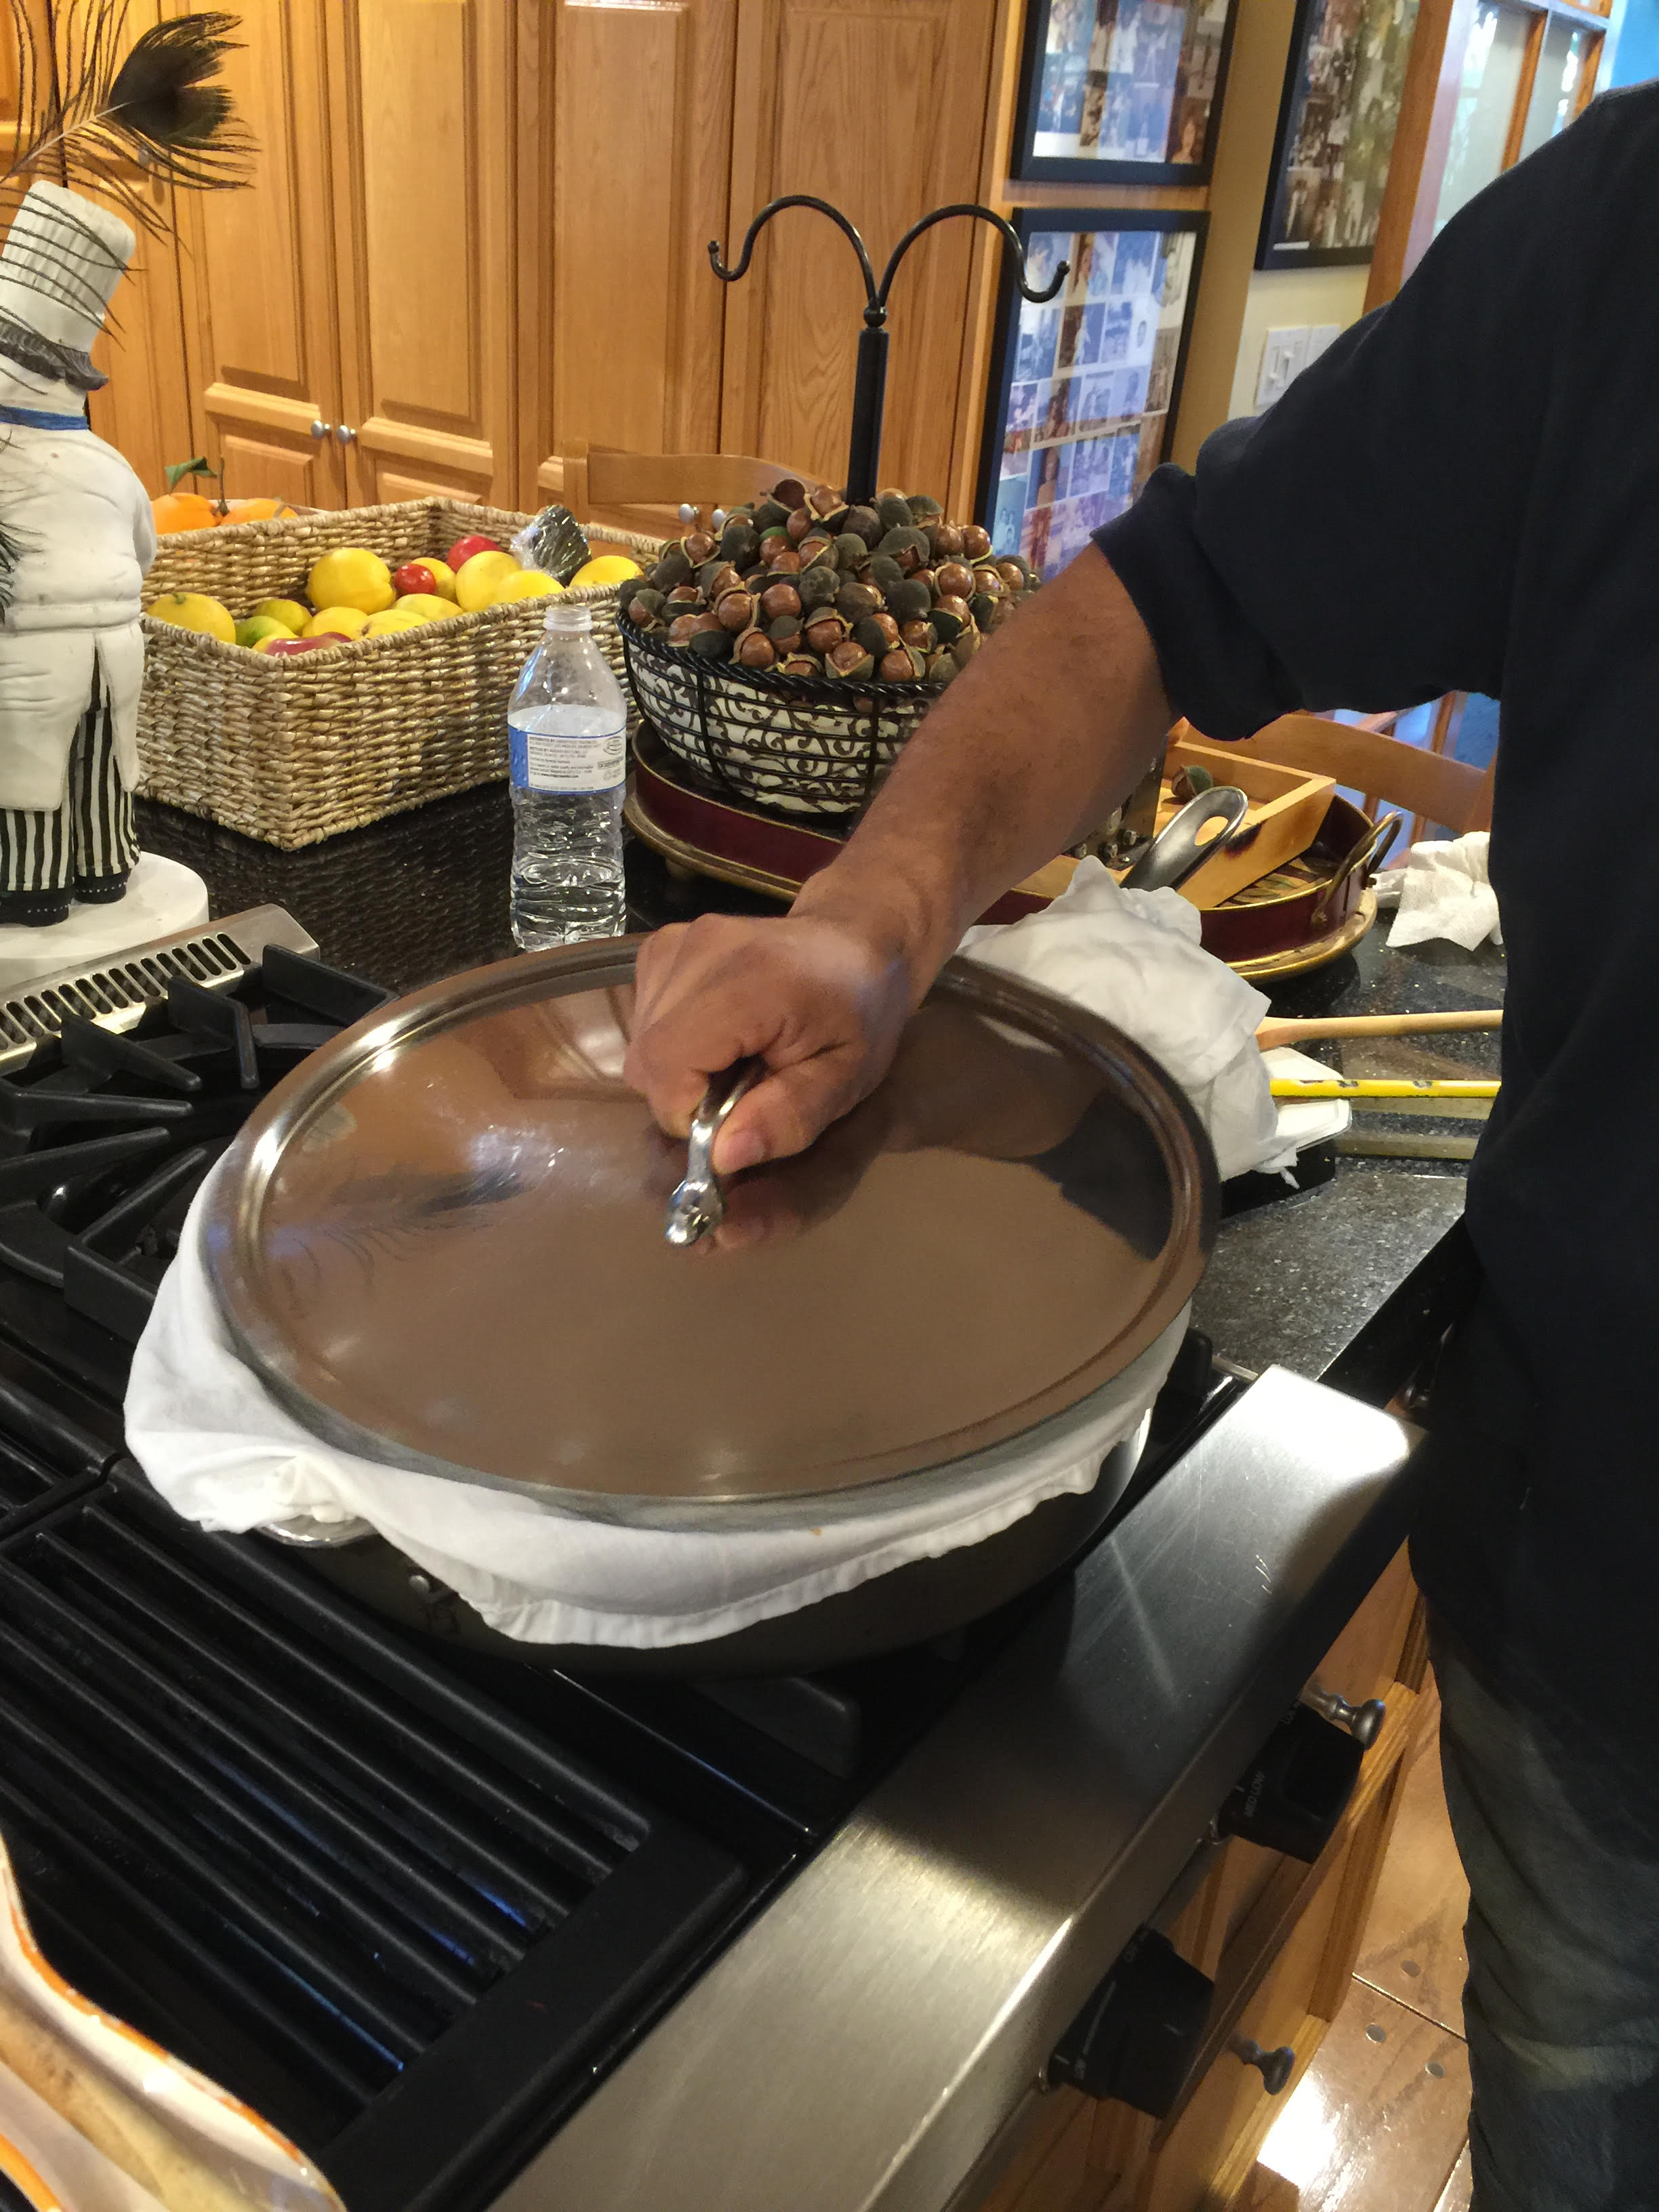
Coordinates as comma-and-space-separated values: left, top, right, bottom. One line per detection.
569, 553, 642, 588
1269, 1078, 1499, 1100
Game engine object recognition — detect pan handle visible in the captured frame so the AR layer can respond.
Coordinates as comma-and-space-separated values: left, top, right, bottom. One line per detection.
1311, 811, 1403, 930
1120, 786, 1251, 894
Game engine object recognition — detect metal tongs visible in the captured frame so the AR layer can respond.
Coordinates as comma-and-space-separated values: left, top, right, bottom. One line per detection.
664, 1059, 764, 1247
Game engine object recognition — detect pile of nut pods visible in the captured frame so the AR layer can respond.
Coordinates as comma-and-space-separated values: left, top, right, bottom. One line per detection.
618, 475, 1038, 684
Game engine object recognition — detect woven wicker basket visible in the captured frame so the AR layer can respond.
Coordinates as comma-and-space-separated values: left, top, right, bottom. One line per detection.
138, 497, 659, 849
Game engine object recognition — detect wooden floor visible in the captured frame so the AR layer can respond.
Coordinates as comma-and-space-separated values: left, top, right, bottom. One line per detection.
1244, 1727, 1473, 2212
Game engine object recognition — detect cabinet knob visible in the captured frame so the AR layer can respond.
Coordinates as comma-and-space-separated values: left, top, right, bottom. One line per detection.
1231, 2037, 1296, 2095
309, 419, 330, 440
1303, 1683, 1387, 1748
335, 423, 356, 446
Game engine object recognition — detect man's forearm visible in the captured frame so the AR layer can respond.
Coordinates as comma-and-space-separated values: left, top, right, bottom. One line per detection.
791, 546, 1172, 991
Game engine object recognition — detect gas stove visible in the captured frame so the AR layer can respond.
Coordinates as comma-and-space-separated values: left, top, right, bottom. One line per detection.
0, 907, 1425, 2212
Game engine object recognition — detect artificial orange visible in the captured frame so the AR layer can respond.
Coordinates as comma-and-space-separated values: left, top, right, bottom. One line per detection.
220, 497, 300, 525
152, 491, 218, 534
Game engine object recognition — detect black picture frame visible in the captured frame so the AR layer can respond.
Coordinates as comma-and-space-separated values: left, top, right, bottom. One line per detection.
1256, 0, 1422, 271
976, 206, 1208, 583
1012, 0, 1238, 188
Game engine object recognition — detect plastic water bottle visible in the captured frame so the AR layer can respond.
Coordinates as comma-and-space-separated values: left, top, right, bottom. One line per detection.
508, 600, 628, 947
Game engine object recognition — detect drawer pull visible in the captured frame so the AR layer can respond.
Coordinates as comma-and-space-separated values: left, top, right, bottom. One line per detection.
1232, 2036, 1296, 2095
1303, 1682, 1387, 1746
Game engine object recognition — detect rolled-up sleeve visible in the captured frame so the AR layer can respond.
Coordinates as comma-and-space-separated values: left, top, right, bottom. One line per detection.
1094, 98, 1602, 741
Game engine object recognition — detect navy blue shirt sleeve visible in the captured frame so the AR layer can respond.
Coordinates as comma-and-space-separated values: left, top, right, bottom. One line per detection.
1093, 97, 1607, 740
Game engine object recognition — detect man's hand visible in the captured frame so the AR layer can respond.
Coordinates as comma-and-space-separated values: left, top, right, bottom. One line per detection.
623, 910, 916, 1174
624, 548, 1171, 1172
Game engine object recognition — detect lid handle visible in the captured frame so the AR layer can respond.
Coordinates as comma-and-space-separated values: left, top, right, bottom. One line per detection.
665, 1058, 764, 1248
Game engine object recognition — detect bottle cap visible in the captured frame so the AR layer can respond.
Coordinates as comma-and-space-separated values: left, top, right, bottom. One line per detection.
544, 598, 592, 634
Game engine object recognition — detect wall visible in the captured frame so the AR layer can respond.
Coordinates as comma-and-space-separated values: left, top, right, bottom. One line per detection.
1610, 0, 1658, 82
1226, 262, 1372, 420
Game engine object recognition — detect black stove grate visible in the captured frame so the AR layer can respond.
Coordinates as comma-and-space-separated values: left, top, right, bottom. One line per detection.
0, 1479, 752, 2212
0, 943, 394, 1371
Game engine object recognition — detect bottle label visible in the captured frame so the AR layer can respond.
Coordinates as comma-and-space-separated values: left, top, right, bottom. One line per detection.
509, 720, 627, 795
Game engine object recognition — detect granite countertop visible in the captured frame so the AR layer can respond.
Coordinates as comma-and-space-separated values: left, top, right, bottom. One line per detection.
136, 785, 1502, 1391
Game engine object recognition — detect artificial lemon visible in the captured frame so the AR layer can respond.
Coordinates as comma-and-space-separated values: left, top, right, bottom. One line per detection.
569, 554, 642, 589
254, 597, 310, 633
422, 557, 458, 601
364, 607, 428, 637
395, 592, 462, 623
304, 605, 370, 639
149, 591, 236, 642
235, 614, 293, 649
455, 550, 521, 611
492, 569, 562, 604
306, 548, 394, 616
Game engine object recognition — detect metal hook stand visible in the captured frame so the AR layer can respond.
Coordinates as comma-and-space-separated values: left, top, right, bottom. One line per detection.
710, 195, 1067, 505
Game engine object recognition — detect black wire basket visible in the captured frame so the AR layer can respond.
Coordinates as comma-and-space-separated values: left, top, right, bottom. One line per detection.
620, 611, 947, 817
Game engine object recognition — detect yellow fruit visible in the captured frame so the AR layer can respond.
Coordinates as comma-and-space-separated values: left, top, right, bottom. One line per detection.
306, 548, 394, 616
364, 608, 427, 637
235, 614, 292, 649
304, 605, 370, 639
254, 597, 310, 632
569, 554, 643, 589
149, 592, 236, 643
455, 550, 521, 611
422, 558, 457, 602
492, 569, 562, 605
396, 592, 462, 622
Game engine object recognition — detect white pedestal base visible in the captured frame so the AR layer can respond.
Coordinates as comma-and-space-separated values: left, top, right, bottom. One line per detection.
0, 852, 210, 991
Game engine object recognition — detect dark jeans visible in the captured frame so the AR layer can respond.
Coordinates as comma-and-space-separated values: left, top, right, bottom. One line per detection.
1435, 1626, 1659, 2210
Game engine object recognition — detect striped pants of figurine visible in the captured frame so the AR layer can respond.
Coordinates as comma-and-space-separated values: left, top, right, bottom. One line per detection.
0, 662, 137, 927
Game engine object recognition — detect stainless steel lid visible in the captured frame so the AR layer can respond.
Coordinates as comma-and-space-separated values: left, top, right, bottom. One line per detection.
205, 941, 1216, 1524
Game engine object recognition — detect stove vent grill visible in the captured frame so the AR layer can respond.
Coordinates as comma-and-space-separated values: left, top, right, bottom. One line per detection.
0, 907, 319, 1072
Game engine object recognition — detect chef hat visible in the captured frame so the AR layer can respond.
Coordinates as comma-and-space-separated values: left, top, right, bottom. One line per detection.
0, 183, 133, 361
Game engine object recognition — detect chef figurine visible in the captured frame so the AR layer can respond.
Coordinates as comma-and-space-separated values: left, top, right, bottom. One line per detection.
0, 182, 153, 927
0, 2, 249, 930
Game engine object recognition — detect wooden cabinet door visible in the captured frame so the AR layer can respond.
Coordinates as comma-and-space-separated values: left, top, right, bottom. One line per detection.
324, 0, 518, 508
174, 0, 348, 509
529, 0, 736, 502
721, 0, 998, 500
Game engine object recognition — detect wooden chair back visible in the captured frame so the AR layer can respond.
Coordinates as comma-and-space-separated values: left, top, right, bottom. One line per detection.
537, 440, 809, 532
1214, 710, 1496, 845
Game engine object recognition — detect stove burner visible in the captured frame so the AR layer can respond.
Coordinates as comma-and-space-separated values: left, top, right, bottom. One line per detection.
0, 945, 392, 1349
0, 907, 1252, 2211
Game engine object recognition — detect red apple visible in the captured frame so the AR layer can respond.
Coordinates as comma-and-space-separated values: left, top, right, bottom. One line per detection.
447, 533, 501, 570
259, 634, 346, 656
394, 560, 437, 596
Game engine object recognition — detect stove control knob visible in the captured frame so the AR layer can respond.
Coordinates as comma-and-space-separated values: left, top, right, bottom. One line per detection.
1231, 2036, 1296, 2095
1303, 1682, 1387, 1748
1047, 1929, 1213, 2118
1218, 1704, 1365, 1862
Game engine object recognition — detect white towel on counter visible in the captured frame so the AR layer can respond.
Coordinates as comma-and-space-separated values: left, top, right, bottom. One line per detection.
1375, 830, 1502, 951
960, 857, 1282, 1181
127, 861, 1284, 1650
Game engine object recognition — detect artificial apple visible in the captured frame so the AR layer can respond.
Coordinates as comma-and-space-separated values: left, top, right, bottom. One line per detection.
257, 633, 347, 655
446, 533, 501, 571
394, 560, 438, 597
